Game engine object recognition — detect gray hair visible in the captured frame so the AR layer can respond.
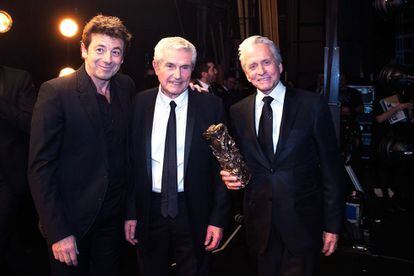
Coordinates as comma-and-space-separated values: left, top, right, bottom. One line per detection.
238, 35, 282, 68
153, 37, 197, 67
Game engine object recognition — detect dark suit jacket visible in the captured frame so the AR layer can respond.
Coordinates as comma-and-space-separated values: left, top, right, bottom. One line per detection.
229, 88, 345, 255
28, 64, 135, 244
127, 87, 229, 256
0, 66, 36, 195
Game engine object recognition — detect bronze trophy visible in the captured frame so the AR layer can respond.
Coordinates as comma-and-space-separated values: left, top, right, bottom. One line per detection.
203, 123, 251, 187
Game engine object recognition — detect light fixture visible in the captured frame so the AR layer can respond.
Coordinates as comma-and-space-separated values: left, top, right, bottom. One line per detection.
59, 18, 78, 38
0, 10, 13, 33
59, 67, 75, 77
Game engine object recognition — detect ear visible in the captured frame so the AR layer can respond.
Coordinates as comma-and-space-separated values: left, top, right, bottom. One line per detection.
152, 60, 159, 75
278, 63, 283, 75
81, 42, 87, 59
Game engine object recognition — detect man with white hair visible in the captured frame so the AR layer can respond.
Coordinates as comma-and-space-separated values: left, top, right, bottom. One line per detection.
220, 35, 345, 276
125, 37, 229, 276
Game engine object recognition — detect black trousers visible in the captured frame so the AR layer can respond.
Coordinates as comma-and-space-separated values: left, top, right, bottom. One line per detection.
0, 180, 19, 256
255, 225, 319, 276
48, 213, 123, 276
138, 192, 209, 276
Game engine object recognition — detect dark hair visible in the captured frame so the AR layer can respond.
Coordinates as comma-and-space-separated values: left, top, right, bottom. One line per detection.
193, 58, 214, 79
82, 14, 132, 54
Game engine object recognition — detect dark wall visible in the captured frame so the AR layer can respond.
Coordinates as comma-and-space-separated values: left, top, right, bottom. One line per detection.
0, 0, 203, 88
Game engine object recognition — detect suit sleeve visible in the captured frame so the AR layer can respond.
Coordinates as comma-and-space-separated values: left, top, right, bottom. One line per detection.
209, 99, 230, 228
125, 82, 137, 221
0, 70, 36, 133
28, 82, 71, 244
313, 98, 345, 234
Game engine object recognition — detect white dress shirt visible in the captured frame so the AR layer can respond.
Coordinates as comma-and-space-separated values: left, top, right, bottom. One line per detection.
255, 81, 286, 152
151, 87, 188, 193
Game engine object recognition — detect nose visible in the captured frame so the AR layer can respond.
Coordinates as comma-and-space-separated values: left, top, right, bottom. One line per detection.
173, 68, 181, 79
102, 51, 112, 64
257, 64, 265, 75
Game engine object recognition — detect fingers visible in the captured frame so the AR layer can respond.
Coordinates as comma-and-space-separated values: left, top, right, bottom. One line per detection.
52, 235, 78, 266
220, 171, 244, 190
205, 226, 223, 251
124, 220, 138, 245
322, 240, 337, 256
322, 232, 338, 256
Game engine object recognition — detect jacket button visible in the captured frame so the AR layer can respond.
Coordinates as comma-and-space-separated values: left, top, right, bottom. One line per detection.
270, 168, 274, 173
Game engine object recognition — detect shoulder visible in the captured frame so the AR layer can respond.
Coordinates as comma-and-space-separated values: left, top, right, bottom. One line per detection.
230, 93, 255, 113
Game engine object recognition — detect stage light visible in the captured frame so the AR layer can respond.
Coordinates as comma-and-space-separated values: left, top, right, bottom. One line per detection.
0, 10, 13, 33
59, 18, 78, 38
59, 67, 75, 77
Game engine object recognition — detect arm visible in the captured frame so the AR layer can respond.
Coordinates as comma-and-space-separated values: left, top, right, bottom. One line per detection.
0, 70, 36, 133
375, 102, 413, 124
205, 100, 230, 249
313, 98, 345, 252
28, 82, 71, 244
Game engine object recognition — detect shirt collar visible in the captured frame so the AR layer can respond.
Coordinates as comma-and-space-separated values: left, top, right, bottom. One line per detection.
256, 81, 286, 105
157, 85, 188, 110
197, 79, 209, 89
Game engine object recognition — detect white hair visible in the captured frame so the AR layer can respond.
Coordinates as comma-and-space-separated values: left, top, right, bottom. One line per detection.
238, 35, 282, 68
153, 37, 197, 66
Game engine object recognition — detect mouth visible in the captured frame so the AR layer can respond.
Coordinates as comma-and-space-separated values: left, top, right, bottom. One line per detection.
98, 65, 113, 71
169, 81, 183, 86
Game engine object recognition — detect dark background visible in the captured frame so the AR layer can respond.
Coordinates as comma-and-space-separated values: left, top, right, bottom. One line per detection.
0, 0, 396, 91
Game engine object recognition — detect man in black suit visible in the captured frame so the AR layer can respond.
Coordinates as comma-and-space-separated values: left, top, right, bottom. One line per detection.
192, 59, 219, 96
0, 65, 36, 270
124, 37, 229, 276
28, 15, 135, 275
221, 35, 345, 276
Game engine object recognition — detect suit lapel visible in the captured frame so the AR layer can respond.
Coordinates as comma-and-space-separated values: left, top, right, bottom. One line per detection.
144, 89, 157, 181
76, 65, 103, 137
184, 89, 195, 177
274, 88, 300, 161
245, 95, 271, 168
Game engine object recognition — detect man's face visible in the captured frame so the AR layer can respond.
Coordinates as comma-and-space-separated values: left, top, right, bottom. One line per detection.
225, 76, 237, 90
81, 33, 124, 83
242, 43, 283, 94
153, 48, 193, 99
204, 62, 218, 84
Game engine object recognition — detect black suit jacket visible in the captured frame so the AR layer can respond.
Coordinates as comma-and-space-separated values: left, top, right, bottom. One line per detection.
230, 88, 345, 255
127, 87, 229, 256
28, 65, 135, 244
0, 66, 36, 195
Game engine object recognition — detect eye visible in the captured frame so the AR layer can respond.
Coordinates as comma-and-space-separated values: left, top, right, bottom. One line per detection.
112, 49, 122, 57
181, 65, 191, 70
166, 63, 175, 69
263, 59, 272, 66
96, 47, 104, 54
248, 64, 257, 71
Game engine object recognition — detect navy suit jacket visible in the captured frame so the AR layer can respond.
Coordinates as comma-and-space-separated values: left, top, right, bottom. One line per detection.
229, 88, 345, 255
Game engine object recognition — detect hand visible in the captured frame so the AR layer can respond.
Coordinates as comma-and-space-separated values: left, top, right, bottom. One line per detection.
322, 231, 338, 256
51, 235, 79, 266
189, 82, 208, 93
398, 102, 414, 111
220, 170, 244, 190
204, 225, 223, 251
124, 220, 138, 245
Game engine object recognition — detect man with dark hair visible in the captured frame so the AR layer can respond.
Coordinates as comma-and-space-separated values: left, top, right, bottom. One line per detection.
28, 15, 135, 275
221, 35, 344, 276
192, 59, 219, 96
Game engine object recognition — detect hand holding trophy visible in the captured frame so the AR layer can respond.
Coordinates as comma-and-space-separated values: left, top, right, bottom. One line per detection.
203, 123, 250, 188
